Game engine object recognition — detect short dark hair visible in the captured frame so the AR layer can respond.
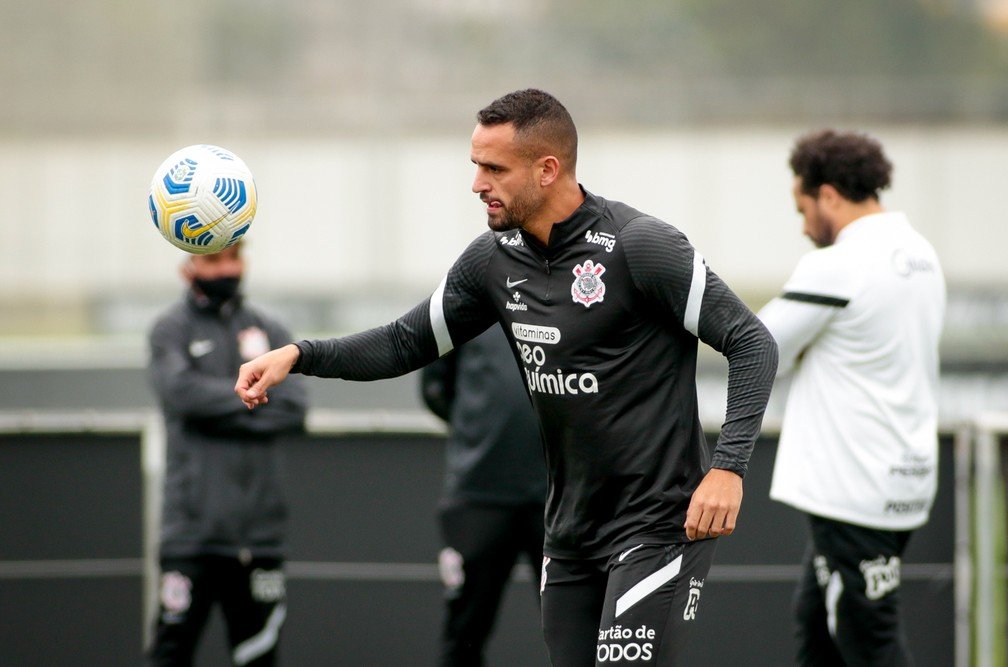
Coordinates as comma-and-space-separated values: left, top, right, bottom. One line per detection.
789, 129, 892, 202
477, 89, 578, 167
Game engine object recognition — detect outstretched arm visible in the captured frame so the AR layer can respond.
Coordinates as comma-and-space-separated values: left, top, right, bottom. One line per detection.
200, 320, 307, 432
236, 232, 500, 409
150, 315, 255, 418
235, 343, 301, 409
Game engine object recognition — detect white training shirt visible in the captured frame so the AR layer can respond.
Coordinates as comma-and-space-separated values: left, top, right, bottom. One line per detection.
759, 211, 946, 530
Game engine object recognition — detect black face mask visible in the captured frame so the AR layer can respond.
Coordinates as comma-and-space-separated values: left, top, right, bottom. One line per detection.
193, 276, 241, 306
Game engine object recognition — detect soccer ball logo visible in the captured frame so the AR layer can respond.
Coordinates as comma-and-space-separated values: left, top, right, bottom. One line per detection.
148, 144, 257, 254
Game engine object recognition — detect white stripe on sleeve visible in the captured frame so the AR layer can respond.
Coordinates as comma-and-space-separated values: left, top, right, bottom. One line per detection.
683, 251, 706, 337
429, 275, 454, 356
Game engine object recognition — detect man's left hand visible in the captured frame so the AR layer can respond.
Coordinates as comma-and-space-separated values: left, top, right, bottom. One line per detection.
684, 468, 743, 540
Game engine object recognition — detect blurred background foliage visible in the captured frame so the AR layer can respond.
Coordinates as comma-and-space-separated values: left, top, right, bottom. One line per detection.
3, 0, 1008, 137
1, 0, 1007, 383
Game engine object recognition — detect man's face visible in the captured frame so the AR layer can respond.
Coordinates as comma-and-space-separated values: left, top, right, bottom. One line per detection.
470, 123, 544, 232
792, 177, 835, 248
188, 245, 244, 281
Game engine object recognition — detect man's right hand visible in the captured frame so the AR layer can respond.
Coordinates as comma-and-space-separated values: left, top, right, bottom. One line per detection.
235, 343, 301, 409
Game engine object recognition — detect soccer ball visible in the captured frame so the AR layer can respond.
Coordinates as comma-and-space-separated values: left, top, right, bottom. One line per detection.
148, 144, 257, 254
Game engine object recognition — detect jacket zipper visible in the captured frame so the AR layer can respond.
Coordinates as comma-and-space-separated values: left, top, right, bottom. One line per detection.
524, 234, 553, 305
544, 259, 552, 304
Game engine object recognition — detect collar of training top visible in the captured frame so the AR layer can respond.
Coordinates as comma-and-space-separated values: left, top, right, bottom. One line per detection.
835, 210, 909, 244
522, 186, 606, 257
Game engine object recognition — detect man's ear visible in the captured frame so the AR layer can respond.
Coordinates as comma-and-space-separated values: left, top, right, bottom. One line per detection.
539, 155, 560, 187
817, 183, 842, 208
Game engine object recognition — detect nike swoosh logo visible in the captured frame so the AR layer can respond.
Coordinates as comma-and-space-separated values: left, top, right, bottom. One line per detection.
189, 340, 215, 357
181, 213, 228, 239
506, 277, 528, 288
618, 544, 645, 562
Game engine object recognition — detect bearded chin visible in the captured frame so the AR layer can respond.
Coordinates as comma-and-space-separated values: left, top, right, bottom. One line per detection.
489, 192, 538, 232
485, 199, 529, 231
488, 213, 522, 232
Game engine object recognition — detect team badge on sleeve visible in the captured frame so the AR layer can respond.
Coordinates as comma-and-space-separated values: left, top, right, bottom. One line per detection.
238, 327, 270, 361
571, 260, 606, 308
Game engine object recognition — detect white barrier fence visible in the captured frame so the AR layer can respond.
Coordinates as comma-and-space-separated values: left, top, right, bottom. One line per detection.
966, 413, 1008, 667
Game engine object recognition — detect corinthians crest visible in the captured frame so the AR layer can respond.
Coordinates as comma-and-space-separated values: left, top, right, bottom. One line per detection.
571, 259, 606, 307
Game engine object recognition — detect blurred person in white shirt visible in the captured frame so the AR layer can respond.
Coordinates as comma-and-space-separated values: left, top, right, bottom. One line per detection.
759, 129, 946, 667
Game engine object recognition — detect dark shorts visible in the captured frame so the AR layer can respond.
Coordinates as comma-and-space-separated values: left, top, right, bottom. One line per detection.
438, 503, 545, 667
794, 514, 914, 667
541, 539, 718, 667
148, 554, 286, 667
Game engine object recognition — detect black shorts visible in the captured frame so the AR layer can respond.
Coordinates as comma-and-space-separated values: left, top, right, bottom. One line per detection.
438, 503, 545, 666
540, 539, 718, 666
148, 554, 286, 666
794, 514, 914, 667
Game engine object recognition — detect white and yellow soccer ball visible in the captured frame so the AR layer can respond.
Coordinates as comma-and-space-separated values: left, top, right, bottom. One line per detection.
148, 144, 257, 254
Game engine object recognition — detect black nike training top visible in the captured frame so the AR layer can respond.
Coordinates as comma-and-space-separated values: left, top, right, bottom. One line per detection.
293, 190, 778, 559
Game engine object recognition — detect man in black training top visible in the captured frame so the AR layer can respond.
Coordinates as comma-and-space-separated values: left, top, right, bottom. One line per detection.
421, 324, 547, 666
235, 89, 778, 666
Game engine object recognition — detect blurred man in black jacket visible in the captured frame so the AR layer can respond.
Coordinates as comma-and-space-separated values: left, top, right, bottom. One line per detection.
148, 244, 307, 666
421, 324, 546, 666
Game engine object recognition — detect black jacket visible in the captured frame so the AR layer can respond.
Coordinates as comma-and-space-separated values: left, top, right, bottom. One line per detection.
149, 290, 307, 559
420, 324, 546, 509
